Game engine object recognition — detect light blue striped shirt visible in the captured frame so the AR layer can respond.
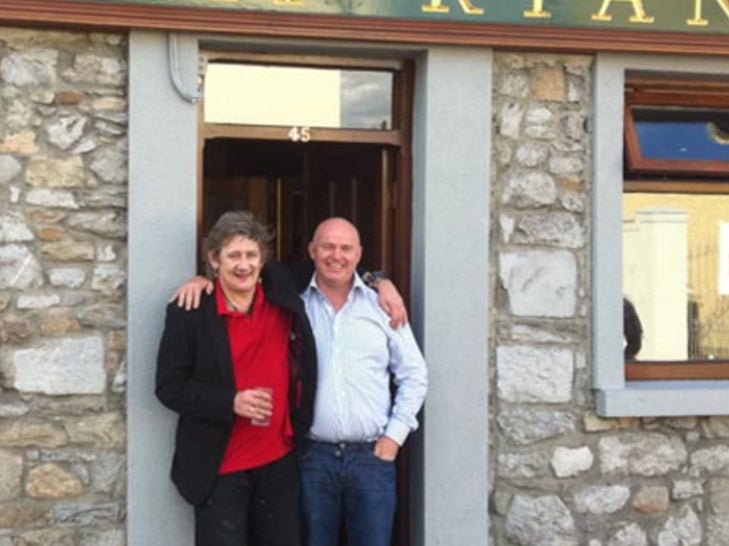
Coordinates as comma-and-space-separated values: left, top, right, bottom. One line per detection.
300, 273, 427, 445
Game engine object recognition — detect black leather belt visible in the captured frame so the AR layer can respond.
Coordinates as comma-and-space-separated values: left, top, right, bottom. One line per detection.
306, 439, 376, 452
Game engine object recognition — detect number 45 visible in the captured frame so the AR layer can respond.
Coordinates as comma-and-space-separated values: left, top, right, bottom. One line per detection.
288, 126, 311, 142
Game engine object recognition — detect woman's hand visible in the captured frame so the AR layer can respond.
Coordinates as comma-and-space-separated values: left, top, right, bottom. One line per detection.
376, 279, 408, 329
233, 388, 273, 422
169, 276, 214, 310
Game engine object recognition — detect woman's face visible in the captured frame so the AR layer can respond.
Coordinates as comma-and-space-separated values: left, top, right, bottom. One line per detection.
209, 235, 264, 297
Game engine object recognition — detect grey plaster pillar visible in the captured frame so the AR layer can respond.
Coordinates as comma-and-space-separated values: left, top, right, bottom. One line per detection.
128, 30, 200, 546
412, 47, 492, 545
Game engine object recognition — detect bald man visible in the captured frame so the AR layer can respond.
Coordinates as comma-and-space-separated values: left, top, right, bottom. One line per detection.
298, 218, 427, 546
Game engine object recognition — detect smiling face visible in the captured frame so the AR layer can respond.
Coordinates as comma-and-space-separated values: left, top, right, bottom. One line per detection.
209, 235, 264, 298
308, 218, 362, 290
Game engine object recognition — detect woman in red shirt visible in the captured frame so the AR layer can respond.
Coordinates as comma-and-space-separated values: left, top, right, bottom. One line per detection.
156, 211, 317, 546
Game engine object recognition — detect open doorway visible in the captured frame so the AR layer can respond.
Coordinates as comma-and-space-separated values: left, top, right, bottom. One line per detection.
197, 53, 413, 293
201, 138, 397, 273
199, 52, 415, 545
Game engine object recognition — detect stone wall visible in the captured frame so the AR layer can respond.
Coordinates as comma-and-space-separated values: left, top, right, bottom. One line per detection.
490, 52, 729, 545
0, 28, 127, 545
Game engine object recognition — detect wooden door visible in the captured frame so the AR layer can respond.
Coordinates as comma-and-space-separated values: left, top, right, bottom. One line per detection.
201, 139, 396, 274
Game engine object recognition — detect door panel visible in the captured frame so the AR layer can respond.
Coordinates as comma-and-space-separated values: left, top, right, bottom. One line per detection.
201, 139, 394, 272
306, 144, 392, 271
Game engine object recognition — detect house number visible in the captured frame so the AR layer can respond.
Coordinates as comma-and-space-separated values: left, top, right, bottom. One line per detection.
288, 126, 311, 142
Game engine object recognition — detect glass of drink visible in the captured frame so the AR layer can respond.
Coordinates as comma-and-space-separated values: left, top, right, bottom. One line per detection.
251, 387, 273, 426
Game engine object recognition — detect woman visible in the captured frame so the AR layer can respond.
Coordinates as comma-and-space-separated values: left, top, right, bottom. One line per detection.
156, 210, 316, 546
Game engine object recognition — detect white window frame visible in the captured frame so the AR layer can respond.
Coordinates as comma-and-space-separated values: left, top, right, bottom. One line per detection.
594, 52, 729, 417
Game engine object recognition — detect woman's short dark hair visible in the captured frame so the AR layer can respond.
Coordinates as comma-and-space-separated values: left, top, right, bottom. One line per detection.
204, 211, 274, 265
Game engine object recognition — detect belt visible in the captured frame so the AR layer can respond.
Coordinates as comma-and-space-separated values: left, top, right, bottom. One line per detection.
305, 439, 376, 452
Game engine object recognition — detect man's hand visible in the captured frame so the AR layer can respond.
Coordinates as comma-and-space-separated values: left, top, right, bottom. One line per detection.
374, 436, 400, 462
376, 279, 408, 329
169, 276, 214, 310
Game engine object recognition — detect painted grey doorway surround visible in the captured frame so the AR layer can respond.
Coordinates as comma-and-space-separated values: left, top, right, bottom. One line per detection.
127, 31, 490, 545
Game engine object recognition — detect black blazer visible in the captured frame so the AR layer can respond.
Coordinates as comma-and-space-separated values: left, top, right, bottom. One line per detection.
155, 261, 317, 506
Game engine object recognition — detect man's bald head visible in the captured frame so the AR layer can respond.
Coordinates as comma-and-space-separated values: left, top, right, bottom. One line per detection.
311, 217, 361, 246
308, 217, 362, 290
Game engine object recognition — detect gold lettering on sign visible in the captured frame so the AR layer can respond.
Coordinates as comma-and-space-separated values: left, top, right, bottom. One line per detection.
592, 0, 654, 23
688, 0, 729, 26
422, 0, 484, 15
524, 0, 551, 18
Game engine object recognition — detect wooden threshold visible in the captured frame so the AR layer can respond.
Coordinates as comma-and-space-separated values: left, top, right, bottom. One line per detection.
624, 180, 729, 194
626, 361, 729, 380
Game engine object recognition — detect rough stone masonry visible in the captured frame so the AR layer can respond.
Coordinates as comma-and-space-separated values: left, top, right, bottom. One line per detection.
0, 27, 126, 545
490, 52, 729, 545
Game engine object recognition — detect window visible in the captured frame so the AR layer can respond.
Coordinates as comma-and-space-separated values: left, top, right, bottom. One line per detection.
623, 76, 729, 380
594, 53, 729, 417
624, 76, 729, 176
204, 63, 395, 130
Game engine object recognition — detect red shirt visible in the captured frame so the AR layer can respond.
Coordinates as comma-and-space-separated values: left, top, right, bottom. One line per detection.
217, 281, 294, 474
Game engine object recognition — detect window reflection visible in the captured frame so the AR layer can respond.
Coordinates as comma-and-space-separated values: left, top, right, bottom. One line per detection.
632, 106, 729, 161
624, 193, 729, 361
204, 63, 393, 130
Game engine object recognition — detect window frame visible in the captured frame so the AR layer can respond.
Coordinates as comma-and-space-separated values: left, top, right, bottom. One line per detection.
624, 83, 729, 177
594, 52, 729, 417
623, 79, 729, 381
201, 52, 407, 144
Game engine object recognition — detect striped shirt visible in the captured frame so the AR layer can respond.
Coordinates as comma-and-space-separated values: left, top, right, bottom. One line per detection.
300, 273, 427, 445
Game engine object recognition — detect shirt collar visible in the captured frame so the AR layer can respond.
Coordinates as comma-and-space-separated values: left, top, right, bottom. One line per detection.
306, 272, 366, 299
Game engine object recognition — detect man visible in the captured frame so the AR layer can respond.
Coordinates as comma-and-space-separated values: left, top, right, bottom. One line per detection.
298, 218, 427, 546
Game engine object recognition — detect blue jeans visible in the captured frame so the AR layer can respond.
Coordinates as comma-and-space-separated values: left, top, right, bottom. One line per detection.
298, 441, 396, 546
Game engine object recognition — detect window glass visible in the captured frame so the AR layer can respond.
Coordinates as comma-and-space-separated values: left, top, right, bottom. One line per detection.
204, 63, 393, 130
632, 106, 729, 161
623, 192, 729, 361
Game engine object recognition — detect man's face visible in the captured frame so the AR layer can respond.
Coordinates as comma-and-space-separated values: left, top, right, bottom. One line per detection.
209, 235, 264, 298
308, 219, 362, 289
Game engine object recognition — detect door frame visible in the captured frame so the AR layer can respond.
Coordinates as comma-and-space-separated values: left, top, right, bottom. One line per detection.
198, 51, 414, 303
198, 51, 416, 545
